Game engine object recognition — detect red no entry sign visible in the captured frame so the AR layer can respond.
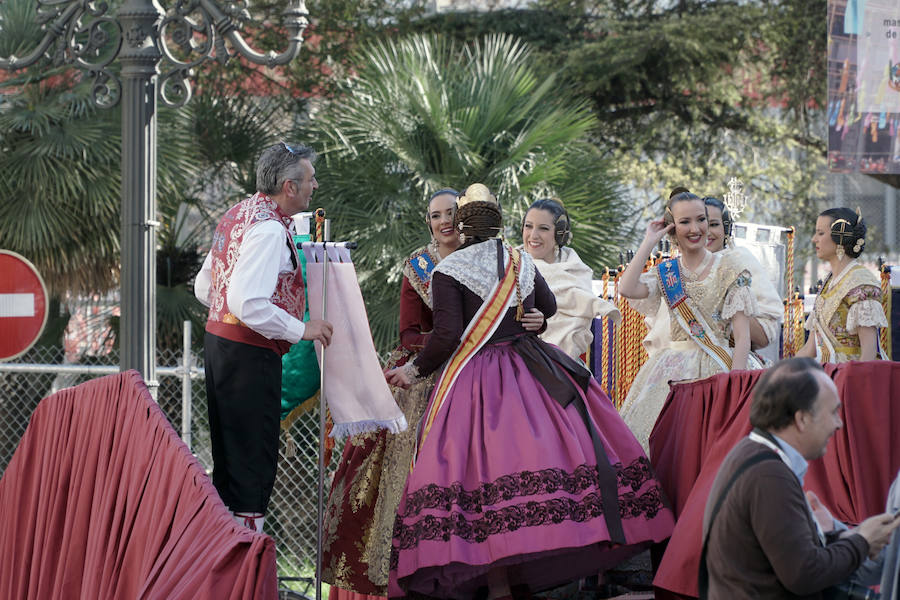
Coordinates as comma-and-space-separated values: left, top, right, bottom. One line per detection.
0, 250, 49, 361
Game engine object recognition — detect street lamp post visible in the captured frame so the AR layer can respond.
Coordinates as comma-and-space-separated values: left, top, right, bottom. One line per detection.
1, 0, 309, 392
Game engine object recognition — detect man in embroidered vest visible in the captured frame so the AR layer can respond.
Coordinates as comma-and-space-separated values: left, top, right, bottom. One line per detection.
195, 142, 333, 533
702, 357, 900, 599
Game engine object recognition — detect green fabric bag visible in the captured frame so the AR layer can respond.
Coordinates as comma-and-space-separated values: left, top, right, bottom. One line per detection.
280, 233, 321, 420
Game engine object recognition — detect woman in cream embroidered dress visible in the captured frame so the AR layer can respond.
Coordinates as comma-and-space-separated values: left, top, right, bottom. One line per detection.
617, 190, 764, 451
641, 195, 782, 362
521, 198, 620, 362
797, 207, 888, 363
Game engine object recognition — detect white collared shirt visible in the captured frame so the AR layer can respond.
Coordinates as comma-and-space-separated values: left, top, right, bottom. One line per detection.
195, 220, 305, 343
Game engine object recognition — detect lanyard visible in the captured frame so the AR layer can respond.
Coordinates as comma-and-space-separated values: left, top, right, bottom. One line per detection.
749, 432, 827, 546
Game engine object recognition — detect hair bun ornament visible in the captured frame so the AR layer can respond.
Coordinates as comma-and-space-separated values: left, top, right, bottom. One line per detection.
458, 183, 498, 208
853, 238, 865, 254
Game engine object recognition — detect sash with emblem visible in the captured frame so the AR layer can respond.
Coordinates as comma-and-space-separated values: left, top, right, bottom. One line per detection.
656, 258, 735, 371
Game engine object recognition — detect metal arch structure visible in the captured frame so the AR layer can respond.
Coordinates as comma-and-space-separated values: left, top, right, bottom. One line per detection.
0, 0, 309, 391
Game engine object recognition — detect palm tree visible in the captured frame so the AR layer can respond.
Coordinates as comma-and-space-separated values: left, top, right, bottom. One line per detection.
302, 33, 629, 352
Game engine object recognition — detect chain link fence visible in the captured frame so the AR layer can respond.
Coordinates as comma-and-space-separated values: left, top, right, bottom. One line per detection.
0, 342, 338, 579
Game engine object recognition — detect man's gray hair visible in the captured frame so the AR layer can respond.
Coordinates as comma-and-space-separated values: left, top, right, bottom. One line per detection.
256, 142, 317, 195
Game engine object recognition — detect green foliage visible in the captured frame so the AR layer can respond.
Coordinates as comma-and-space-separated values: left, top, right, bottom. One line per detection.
0, 76, 122, 296
0, 0, 43, 59
537, 0, 827, 230
304, 33, 628, 352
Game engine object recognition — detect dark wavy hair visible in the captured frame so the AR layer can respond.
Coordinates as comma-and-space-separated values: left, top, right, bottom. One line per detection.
750, 357, 825, 431
820, 207, 868, 259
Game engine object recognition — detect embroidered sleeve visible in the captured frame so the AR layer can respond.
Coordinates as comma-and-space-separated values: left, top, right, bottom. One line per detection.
846, 299, 888, 333
721, 271, 759, 321
844, 285, 887, 333
399, 360, 421, 382
628, 270, 661, 316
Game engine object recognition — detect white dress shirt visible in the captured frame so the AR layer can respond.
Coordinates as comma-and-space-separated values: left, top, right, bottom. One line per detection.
195, 219, 305, 343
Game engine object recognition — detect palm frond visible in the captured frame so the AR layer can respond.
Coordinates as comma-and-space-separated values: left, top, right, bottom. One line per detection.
301, 33, 630, 353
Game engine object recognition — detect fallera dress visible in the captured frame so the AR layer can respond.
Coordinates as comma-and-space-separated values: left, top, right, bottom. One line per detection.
388, 239, 675, 599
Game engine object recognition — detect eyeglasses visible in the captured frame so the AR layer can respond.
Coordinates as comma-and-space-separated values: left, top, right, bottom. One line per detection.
282, 141, 302, 155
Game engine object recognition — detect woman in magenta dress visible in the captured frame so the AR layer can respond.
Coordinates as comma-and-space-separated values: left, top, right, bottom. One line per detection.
323, 189, 546, 598
385, 184, 674, 600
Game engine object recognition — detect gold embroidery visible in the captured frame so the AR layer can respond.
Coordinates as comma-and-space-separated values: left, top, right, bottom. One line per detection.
364, 372, 437, 586
402, 245, 441, 307
812, 264, 884, 361
349, 433, 385, 514
330, 553, 355, 590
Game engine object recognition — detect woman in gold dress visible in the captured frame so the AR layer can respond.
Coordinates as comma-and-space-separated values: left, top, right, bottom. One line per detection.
797, 207, 888, 363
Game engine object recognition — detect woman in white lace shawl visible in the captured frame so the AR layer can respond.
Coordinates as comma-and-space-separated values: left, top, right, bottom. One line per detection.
521, 198, 620, 363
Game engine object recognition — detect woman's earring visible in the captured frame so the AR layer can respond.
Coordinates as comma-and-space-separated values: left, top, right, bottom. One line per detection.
835, 245, 845, 260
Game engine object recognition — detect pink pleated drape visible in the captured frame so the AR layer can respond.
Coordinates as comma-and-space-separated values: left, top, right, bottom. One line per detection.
0, 370, 277, 600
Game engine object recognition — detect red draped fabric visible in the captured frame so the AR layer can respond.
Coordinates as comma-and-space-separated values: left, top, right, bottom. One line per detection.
329, 586, 385, 600
0, 370, 277, 600
650, 361, 900, 600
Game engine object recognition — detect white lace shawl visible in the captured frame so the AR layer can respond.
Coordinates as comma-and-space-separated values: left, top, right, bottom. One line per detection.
430, 240, 535, 304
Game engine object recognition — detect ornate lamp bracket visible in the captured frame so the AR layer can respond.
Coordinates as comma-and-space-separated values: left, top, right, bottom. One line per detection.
1, 0, 308, 109
157, 0, 309, 107
0, 0, 125, 108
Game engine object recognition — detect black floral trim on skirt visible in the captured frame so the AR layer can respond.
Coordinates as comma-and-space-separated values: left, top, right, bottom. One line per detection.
399, 457, 654, 517
389, 459, 666, 570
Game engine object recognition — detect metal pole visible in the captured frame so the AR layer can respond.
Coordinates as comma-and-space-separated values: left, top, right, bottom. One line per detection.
181, 319, 193, 449
316, 224, 331, 600
118, 0, 163, 397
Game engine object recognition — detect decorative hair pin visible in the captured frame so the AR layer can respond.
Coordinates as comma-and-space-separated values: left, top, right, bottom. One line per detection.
723, 177, 747, 218
457, 183, 498, 208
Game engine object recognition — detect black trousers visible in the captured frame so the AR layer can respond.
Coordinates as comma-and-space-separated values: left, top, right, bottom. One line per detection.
204, 332, 281, 513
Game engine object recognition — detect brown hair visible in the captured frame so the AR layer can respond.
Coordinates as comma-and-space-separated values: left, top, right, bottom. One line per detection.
749, 358, 825, 431
456, 201, 502, 244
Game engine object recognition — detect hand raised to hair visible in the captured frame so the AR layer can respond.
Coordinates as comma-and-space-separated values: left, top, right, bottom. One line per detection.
644, 219, 674, 246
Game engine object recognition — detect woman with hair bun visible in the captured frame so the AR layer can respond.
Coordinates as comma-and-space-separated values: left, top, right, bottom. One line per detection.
617, 188, 768, 451
385, 184, 673, 600
521, 197, 620, 362
797, 207, 888, 362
